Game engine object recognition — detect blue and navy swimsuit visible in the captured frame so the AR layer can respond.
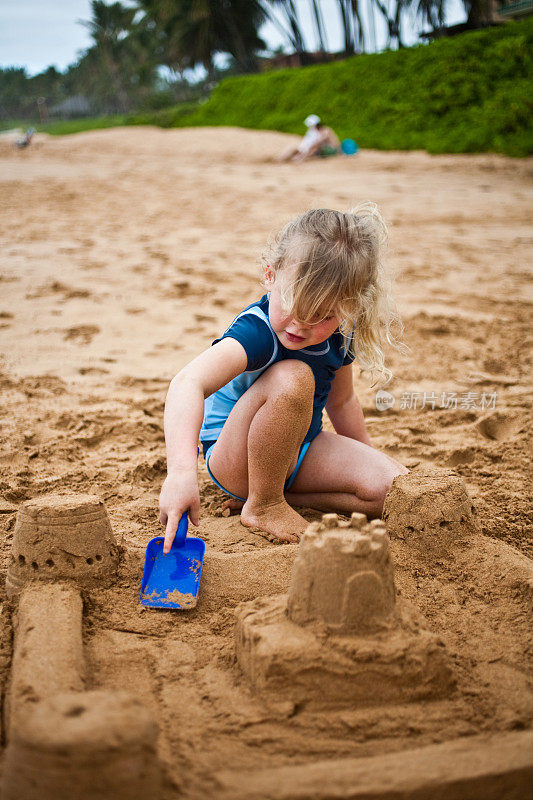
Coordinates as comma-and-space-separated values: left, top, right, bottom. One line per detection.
200, 293, 355, 457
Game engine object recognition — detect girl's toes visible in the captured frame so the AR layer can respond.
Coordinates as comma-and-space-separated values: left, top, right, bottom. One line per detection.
221, 498, 244, 516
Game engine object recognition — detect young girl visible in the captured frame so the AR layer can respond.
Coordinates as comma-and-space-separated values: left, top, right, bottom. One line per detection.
159, 204, 408, 552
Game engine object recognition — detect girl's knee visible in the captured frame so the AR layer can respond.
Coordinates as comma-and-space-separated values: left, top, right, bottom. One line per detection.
357, 463, 402, 516
267, 360, 315, 398
374, 464, 407, 513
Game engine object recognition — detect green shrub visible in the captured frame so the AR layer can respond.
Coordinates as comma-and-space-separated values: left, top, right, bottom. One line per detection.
177, 18, 533, 157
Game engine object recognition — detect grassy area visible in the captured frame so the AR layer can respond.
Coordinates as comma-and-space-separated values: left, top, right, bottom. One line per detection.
182, 18, 532, 157
12, 19, 531, 157
42, 114, 127, 135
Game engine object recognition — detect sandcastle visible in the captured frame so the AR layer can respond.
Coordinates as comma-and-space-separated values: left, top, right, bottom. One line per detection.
235, 512, 454, 709
3, 493, 163, 800
382, 466, 481, 560
287, 513, 396, 633
6, 493, 120, 598
3, 478, 531, 799
2, 691, 162, 800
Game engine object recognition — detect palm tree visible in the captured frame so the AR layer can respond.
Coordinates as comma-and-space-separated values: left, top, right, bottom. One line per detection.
216, 0, 267, 73
367, 0, 378, 52
372, 0, 406, 48
82, 1, 137, 111
413, 0, 446, 30
337, 0, 355, 55
137, 0, 266, 79
310, 0, 328, 53
350, 0, 366, 53
262, 1, 308, 63
462, 0, 497, 27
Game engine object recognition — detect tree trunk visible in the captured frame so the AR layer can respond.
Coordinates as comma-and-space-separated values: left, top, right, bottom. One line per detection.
368, 0, 378, 52
220, 10, 259, 73
351, 0, 366, 53
286, 0, 308, 64
373, 0, 394, 48
394, 2, 405, 49
261, 5, 300, 52
338, 0, 354, 55
311, 0, 328, 53
102, 43, 130, 113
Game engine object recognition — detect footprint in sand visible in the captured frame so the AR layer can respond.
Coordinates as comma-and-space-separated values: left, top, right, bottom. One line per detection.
131, 457, 166, 483
172, 281, 192, 298
63, 325, 100, 344
446, 448, 477, 467
64, 288, 91, 300
0, 311, 14, 328
78, 367, 109, 376
27, 281, 92, 301
145, 249, 169, 263
476, 411, 520, 441
81, 260, 105, 270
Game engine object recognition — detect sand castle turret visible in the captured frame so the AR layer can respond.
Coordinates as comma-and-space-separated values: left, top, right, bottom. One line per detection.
235, 513, 453, 709
382, 466, 481, 560
7, 493, 119, 599
287, 513, 396, 634
1, 691, 162, 800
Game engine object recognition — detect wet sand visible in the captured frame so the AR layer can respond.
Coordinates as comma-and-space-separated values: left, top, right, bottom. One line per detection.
0, 127, 531, 796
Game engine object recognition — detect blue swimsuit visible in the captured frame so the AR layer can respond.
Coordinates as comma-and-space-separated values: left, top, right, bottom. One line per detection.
200, 294, 354, 500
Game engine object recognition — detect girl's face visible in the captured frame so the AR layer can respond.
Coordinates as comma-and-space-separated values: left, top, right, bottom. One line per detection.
265, 265, 340, 350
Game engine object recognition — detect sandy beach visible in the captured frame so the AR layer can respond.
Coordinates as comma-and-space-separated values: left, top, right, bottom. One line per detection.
0, 127, 531, 796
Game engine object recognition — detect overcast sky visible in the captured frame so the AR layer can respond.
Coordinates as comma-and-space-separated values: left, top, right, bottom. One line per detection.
0, 0, 466, 76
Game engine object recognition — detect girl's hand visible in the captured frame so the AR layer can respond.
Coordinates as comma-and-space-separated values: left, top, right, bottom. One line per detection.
158, 470, 200, 554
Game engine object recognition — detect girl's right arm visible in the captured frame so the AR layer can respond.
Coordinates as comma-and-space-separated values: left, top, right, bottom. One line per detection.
159, 337, 248, 552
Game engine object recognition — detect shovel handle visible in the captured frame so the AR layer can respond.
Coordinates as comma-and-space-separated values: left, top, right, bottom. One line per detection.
172, 449, 196, 548
173, 512, 189, 548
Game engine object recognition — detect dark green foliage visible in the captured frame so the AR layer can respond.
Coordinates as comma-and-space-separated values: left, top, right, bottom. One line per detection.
0, 66, 64, 120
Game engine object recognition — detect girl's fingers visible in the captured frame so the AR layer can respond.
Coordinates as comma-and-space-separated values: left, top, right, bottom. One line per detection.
163, 513, 181, 554
190, 497, 200, 527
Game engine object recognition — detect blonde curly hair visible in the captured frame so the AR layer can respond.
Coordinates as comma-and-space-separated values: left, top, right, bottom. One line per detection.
265, 203, 404, 384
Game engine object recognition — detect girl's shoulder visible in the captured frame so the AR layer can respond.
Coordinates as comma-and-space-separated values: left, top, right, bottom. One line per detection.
215, 295, 276, 373
331, 327, 355, 367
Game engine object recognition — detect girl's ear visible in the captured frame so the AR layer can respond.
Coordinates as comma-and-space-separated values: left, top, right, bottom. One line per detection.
264, 264, 275, 289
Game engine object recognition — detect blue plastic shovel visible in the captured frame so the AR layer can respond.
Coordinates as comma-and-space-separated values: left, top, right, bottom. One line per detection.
139, 513, 205, 609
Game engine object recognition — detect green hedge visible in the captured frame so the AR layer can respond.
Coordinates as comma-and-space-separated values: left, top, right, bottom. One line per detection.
180, 18, 532, 157
43, 19, 532, 156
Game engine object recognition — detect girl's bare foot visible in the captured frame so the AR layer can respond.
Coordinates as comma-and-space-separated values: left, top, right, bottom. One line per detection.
240, 498, 307, 543
221, 498, 244, 515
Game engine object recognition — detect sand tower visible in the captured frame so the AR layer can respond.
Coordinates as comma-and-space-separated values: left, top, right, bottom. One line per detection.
236, 513, 453, 709
6, 493, 120, 598
287, 513, 396, 634
382, 466, 481, 560
1, 691, 162, 800
3, 493, 165, 799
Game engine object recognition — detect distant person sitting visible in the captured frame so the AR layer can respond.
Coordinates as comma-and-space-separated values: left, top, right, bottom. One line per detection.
279, 115, 340, 163
14, 127, 36, 149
